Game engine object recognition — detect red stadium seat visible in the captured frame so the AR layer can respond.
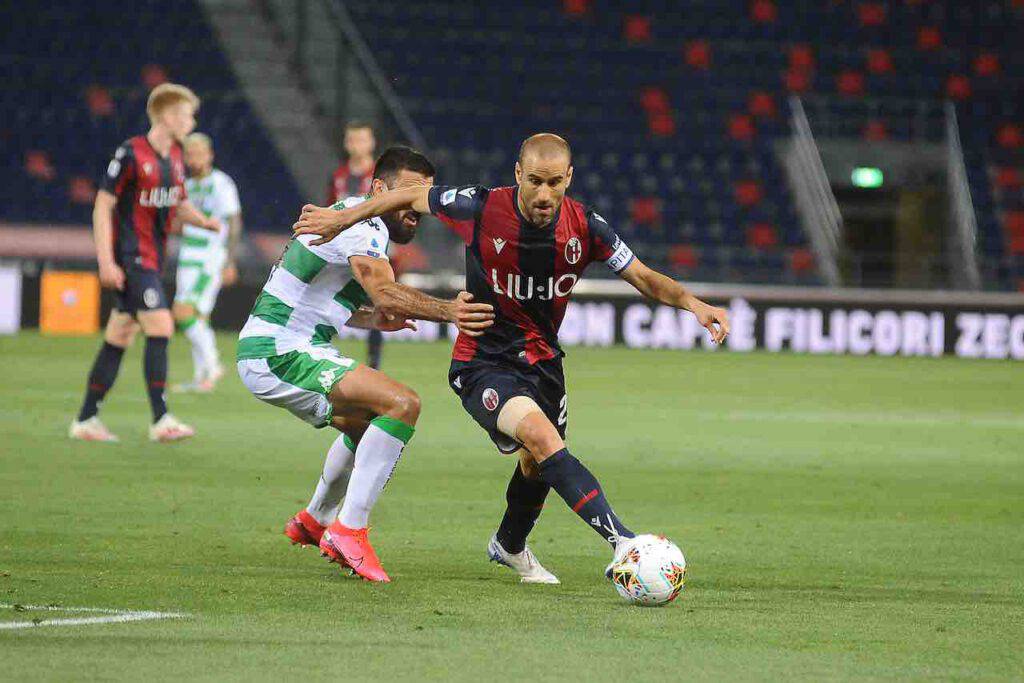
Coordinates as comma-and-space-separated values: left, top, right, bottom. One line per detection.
789, 247, 815, 274
783, 68, 811, 93
669, 244, 698, 269
141, 64, 168, 89
562, 0, 590, 17
623, 15, 651, 44
788, 44, 815, 71
750, 0, 778, 24
85, 85, 114, 117
683, 40, 712, 70
1006, 210, 1024, 238
648, 112, 676, 137
974, 52, 1001, 77
25, 151, 55, 181
639, 87, 670, 114
997, 124, 1023, 149
748, 91, 776, 118
863, 120, 889, 141
747, 223, 778, 249
837, 70, 866, 97
728, 114, 756, 141
734, 179, 763, 206
994, 167, 1022, 190
69, 176, 96, 205
630, 197, 661, 225
857, 3, 887, 27
946, 74, 972, 100
866, 48, 894, 75
917, 26, 942, 51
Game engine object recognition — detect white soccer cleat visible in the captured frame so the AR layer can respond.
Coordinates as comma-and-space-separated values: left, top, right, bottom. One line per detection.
68, 416, 119, 442
487, 534, 560, 584
149, 413, 196, 442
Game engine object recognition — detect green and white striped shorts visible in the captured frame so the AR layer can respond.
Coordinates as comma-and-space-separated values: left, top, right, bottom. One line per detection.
236, 341, 359, 428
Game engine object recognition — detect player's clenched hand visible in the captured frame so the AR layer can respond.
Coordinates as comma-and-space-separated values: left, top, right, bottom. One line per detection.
292, 204, 355, 246
371, 308, 418, 333
98, 261, 126, 291
694, 302, 730, 344
448, 291, 494, 337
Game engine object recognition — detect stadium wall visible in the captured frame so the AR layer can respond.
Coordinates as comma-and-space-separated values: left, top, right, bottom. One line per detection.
11, 268, 1024, 360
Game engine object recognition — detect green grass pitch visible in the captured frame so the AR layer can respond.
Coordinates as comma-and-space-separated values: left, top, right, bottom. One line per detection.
1, 332, 1022, 680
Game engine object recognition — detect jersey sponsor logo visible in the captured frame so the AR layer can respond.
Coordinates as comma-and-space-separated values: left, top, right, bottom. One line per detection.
318, 368, 338, 391
441, 189, 457, 205
606, 241, 634, 273
493, 237, 507, 254
143, 288, 160, 309
142, 162, 154, 177
458, 187, 477, 199
139, 186, 183, 208
491, 269, 579, 302
482, 387, 499, 411
565, 236, 582, 264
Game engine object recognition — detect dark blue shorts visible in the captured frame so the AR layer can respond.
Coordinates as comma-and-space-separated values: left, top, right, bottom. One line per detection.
448, 356, 567, 454
114, 268, 169, 314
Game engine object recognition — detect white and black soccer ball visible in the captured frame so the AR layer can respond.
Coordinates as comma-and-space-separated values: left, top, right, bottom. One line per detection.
608, 534, 687, 606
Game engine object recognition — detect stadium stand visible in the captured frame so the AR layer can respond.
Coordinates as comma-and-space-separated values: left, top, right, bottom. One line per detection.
346, 0, 1023, 288
0, 0, 303, 230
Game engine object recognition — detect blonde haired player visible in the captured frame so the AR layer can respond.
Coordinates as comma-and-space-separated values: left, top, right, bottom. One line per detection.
172, 132, 243, 392
69, 83, 222, 443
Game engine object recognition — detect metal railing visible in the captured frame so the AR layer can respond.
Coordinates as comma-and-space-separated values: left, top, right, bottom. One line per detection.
782, 96, 843, 286
265, 0, 426, 152
944, 102, 982, 290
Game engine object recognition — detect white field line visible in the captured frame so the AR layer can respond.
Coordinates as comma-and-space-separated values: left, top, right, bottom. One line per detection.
693, 409, 1024, 430
0, 604, 188, 630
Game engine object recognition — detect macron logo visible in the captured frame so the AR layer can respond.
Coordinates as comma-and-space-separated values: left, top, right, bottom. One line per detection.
493, 237, 507, 254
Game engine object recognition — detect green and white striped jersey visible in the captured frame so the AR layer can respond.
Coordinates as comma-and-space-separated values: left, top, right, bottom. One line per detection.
179, 169, 240, 269
237, 195, 389, 360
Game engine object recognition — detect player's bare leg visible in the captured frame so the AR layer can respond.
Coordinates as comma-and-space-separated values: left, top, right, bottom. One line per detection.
510, 404, 636, 559
316, 365, 419, 582
137, 309, 193, 442
486, 446, 560, 584
70, 311, 140, 442
285, 408, 374, 548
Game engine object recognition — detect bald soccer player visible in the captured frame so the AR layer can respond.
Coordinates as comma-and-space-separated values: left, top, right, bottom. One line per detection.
293, 133, 730, 584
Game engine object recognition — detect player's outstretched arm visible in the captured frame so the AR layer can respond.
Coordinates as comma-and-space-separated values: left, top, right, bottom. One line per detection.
618, 258, 730, 344
176, 199, 221, 233
349, 255, 494, 336
292, 186, 432, 246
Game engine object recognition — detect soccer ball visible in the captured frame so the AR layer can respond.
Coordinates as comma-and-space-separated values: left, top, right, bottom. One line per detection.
608, 534, 687, 606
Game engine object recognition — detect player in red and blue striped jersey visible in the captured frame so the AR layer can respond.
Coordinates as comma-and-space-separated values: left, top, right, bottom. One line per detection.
69, 84, 222, 444
294, 133, 729, 582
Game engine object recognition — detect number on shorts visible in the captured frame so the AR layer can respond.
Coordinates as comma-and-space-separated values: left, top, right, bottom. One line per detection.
557, 394, 568, 426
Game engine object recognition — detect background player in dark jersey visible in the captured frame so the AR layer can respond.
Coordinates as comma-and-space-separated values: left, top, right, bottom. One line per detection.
325, 121, 392, 371
294, 133, 729, 582
69, 83, 223, 444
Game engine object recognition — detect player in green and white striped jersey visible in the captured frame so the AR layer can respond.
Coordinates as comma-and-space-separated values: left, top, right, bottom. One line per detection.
238, 147, 494, 582
172, 133, 242, 392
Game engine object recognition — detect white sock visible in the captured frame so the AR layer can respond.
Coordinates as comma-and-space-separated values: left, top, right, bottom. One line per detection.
338, 417, 414, 529
306, 433, 356, 526
195, 319, 220, 373
183, 321, 208, 380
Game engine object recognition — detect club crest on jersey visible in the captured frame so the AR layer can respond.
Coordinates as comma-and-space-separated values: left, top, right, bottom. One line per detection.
493, 237, 507, 254
565, 236, 582, 264
482, 388, 499, 412
142, 288, 160, 309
